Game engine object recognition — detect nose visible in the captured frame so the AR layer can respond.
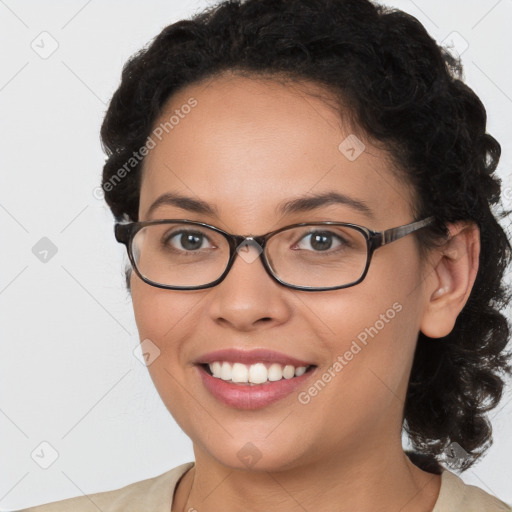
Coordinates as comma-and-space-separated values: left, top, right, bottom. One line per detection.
206, 241, 293, 331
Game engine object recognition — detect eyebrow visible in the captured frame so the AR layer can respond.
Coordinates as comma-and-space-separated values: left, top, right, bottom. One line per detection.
146, 192, 219, 218
276, 191, 375, 219
145, 191, 374, 220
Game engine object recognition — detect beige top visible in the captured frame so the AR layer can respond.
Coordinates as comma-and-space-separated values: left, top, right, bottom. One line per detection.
17, 462, 511, 512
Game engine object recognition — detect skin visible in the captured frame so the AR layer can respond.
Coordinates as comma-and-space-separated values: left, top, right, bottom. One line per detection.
130, 71, 480, 512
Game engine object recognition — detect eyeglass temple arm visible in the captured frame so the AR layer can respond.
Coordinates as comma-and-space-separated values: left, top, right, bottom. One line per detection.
378, 216, 435, 246
114, 223, 133, 244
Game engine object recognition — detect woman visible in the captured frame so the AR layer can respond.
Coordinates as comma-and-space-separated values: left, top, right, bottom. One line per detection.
20, 0, 512, 510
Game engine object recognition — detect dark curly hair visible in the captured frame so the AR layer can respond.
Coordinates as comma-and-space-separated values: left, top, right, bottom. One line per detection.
100, 0, 512, 471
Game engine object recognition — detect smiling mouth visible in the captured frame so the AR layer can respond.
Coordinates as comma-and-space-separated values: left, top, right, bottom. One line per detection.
200, 362, 317, 385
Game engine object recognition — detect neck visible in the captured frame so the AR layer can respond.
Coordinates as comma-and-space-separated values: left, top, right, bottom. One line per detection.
172, 443, 442, 512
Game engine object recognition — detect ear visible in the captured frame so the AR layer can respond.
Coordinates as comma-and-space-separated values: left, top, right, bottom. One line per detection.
419, 221, 480, 338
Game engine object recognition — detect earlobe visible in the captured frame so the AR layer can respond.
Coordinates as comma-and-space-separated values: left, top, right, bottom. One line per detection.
419, 221, 480, 339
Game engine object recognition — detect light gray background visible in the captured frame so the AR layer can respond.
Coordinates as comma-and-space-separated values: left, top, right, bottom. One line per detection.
1, 0, 511, 509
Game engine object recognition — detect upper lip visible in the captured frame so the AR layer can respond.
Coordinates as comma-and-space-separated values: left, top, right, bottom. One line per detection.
194, 348, 316, 367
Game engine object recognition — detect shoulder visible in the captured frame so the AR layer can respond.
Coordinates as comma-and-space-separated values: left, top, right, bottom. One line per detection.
434, 468, 511, 512
15, 462, 195, 512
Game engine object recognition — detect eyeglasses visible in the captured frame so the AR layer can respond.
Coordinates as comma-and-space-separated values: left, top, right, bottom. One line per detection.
114, 216, 435, 292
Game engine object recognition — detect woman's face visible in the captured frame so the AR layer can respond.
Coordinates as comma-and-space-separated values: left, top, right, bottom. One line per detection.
131, 73, 431, 471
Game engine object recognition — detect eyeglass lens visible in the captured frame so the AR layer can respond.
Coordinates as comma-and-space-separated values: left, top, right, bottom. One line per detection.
131, 222, 369, 289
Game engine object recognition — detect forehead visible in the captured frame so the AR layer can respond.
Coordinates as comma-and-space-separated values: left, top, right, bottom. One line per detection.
138, 74, 415, 229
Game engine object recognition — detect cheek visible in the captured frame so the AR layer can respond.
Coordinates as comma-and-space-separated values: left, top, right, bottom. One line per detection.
310, 293, 412, 384
130, 277, 209, 389
307, 252, 423, 392
131, 276, 199, 341
297, 292, 419, 439
130, 278, 201, 425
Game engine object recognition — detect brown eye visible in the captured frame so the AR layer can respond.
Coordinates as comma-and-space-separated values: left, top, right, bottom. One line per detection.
294, 230, 348, 252
165, 231, 208, 251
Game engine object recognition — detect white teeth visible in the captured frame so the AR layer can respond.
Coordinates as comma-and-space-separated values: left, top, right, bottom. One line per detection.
268, 363, 283, 381
295, 366, 306, 377
249, 362, 268, 384
207, 361, 309, 384
211, 361, 222, 378
220, 362, 231, 381
283, 365, 295, 379
231, 363, 249, 383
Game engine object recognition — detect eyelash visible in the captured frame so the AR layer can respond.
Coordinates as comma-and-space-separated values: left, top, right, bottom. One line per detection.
163, 229, 350, 253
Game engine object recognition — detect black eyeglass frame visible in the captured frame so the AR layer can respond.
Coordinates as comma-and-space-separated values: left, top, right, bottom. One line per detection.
114, 216, 435, 292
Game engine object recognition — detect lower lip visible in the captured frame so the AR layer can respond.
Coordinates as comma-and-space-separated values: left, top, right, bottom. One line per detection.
196, 364, 317, 410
